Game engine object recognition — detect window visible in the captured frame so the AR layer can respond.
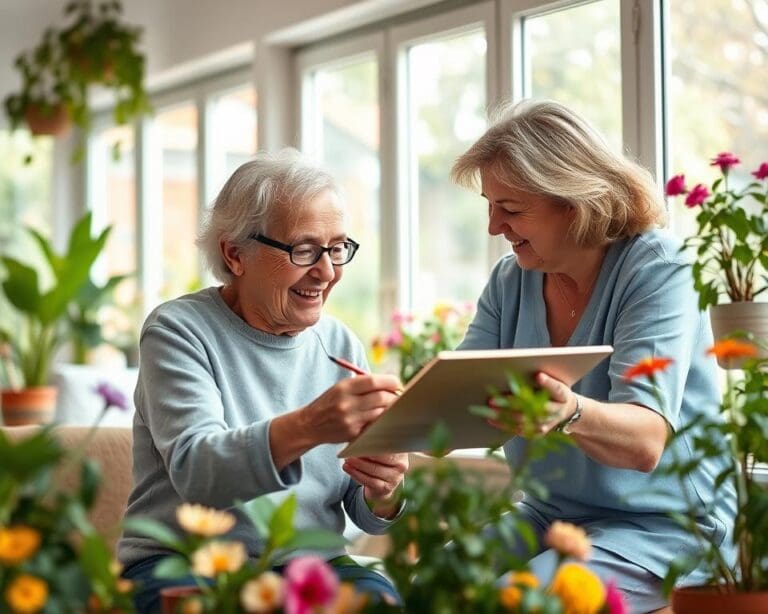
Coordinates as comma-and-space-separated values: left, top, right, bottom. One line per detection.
402, 26, 490, 314
299, 44, 382, 343
520, 0, 622, 151
666, 0, 768, 235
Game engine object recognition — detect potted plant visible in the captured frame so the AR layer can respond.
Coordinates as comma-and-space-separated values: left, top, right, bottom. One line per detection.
0, 212, 109, 425
666, 154, 768, 367
624, 343, 768, 613
3, 1, 149, 153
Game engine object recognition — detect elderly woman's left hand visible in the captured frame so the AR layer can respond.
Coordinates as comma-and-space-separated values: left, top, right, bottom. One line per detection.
343, 453, 409, 519
535, 372, 580, 434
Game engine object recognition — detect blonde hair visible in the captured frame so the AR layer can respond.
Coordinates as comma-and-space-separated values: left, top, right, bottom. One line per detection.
197, 149, 340, 283
451, 99, 667, 246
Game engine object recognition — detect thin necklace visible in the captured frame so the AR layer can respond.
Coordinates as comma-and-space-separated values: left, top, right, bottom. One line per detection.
551, 271, 599, 319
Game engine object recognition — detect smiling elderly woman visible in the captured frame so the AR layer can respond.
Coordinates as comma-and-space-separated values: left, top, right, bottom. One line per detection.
118, 149, 407, 612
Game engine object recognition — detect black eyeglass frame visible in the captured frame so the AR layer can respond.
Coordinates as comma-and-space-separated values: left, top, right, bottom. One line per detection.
250, 233, 360, 266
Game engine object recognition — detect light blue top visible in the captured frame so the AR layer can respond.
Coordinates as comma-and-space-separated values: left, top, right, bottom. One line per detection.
459, 230, 736, 579
118, 287, 399, 569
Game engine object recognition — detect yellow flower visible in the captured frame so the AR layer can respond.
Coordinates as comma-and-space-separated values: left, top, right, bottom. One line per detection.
549, 563, 605, 614
508, 571, 539, 589
371, 338, 387, 365
240, 571, 284, 612
544, 521, 591, 561
0, 526, 42, 565
499, 585, 522, 610
5, 574, 48, 613
432, 302, 455, 322
191, 541, 247, 577
176, 503, 236, 537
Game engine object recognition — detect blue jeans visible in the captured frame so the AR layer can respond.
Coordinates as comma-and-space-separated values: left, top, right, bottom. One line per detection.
122, 554, 401, 613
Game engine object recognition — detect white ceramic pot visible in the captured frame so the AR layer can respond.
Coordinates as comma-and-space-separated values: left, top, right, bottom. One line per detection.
709, 302, 768, 368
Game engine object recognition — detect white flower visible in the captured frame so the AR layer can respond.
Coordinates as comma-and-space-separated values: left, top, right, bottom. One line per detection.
176, 503, 236, 536
191, 541, 247, 577
240, 571, 284, 613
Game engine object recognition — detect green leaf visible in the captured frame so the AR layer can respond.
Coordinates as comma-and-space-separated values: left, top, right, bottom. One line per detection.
237, 496, 275, 538
122, 517, 184, 551
153, 555, 191, 579
268, 495, 297, 548
79, 533, 114, 586
1, 257, 42, 314
280, 529, 348, 553
80, 457, 102, 509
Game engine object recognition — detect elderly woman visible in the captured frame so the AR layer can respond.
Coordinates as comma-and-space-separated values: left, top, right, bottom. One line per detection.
118, 150, 407, 611
452, 100, 735, 612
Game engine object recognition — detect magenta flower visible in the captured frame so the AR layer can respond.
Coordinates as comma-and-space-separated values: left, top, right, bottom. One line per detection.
684, 184, 710, 208
603, 580, 628, 614
710, 152, 740, 173
283, 556, 338, 614
94, 382, 128, 411
752, 161, 768, 180
665, 174, 687, 196
385, 329, 403, 348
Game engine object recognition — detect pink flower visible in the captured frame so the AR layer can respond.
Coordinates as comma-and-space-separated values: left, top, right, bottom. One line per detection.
752, 161, 768, 180
684, 184, 710, 207
284, 556, 338, 614
665, 174, 687, 196
710, 152, 740, 173
603, 580, 628, 614
385, 329, 403, 348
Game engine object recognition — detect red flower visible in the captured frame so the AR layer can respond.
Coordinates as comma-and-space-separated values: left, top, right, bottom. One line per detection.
665, 174, 687, 196
707, 339, 758, 361
710, 152, 740, 173
623, 357, 674, 381
684, 184, 710, 208
752, 162, 768, 181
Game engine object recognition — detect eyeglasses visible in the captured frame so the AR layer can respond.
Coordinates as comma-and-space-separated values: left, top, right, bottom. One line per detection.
250, 233, 360, 266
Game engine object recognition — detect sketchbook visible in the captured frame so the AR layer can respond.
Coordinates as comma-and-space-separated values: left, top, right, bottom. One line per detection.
338, 345, 613, 458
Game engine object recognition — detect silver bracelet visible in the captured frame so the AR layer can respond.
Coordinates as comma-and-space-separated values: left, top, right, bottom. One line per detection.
558, 394, 583, 435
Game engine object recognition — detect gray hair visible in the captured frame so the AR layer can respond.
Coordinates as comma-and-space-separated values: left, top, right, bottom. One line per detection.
451, 99, 667, 246
197, 148, 340, 283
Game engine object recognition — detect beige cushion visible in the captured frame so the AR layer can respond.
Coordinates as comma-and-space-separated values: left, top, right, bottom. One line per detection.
2, 425, 133, 551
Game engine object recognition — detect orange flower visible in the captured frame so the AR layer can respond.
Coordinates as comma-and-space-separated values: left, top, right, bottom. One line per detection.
508, 571, 539, 589
707, 339, 758, 361
545, 521, 591, 561
622, 357, 673, 381
499, 585, 523, 610
0, 526, 42, 565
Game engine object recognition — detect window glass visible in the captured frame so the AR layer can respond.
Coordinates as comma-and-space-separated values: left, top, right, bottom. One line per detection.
156, 103, 199, 300
667, 0, 768, 236
307, 56, 381, 343
523, 0, 622, 151
406, 28, 488, 313
209, 84, 257, 198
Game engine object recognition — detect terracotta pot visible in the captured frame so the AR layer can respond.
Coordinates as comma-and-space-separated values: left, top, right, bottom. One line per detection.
1, 387, 57, 426
160, 586, 204, 614
23, 103, 71, 136
710, 302, 768, 369
672, 586, 768, 613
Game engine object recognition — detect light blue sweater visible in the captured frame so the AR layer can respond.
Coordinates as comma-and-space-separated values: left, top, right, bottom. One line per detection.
118, 287, 397, 569
459, 230, 736, 580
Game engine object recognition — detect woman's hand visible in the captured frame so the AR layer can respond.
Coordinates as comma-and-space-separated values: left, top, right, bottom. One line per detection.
534, 371, 580, 434
269, 374, 401, 470
343, 453, 409, 519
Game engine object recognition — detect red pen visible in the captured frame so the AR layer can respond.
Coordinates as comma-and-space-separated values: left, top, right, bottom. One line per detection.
328, 355, 367, 375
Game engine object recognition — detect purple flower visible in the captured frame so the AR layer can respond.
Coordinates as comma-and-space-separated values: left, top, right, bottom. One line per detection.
710, 152, 740, 173
94, 382, 128, 411
752, 161, 768, 181
665, 174, 687, 196
684, 183, 710, 208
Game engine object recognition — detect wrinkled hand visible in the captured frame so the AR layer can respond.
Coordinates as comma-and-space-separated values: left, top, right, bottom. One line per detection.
343, 453, 409, 518
301, 374, 401, 445
534, 372, 578, 434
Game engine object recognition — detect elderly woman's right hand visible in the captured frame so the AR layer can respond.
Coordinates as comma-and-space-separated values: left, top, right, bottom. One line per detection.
301, 374, 402, 444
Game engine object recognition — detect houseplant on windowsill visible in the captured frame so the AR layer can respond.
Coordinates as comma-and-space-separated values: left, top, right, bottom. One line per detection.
624, 344, 768, 613
0, 212, 109, 425
666, 153, 768, 367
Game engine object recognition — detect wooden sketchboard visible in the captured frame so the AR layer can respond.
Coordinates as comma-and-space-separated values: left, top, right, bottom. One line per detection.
338, 345, 613, 457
